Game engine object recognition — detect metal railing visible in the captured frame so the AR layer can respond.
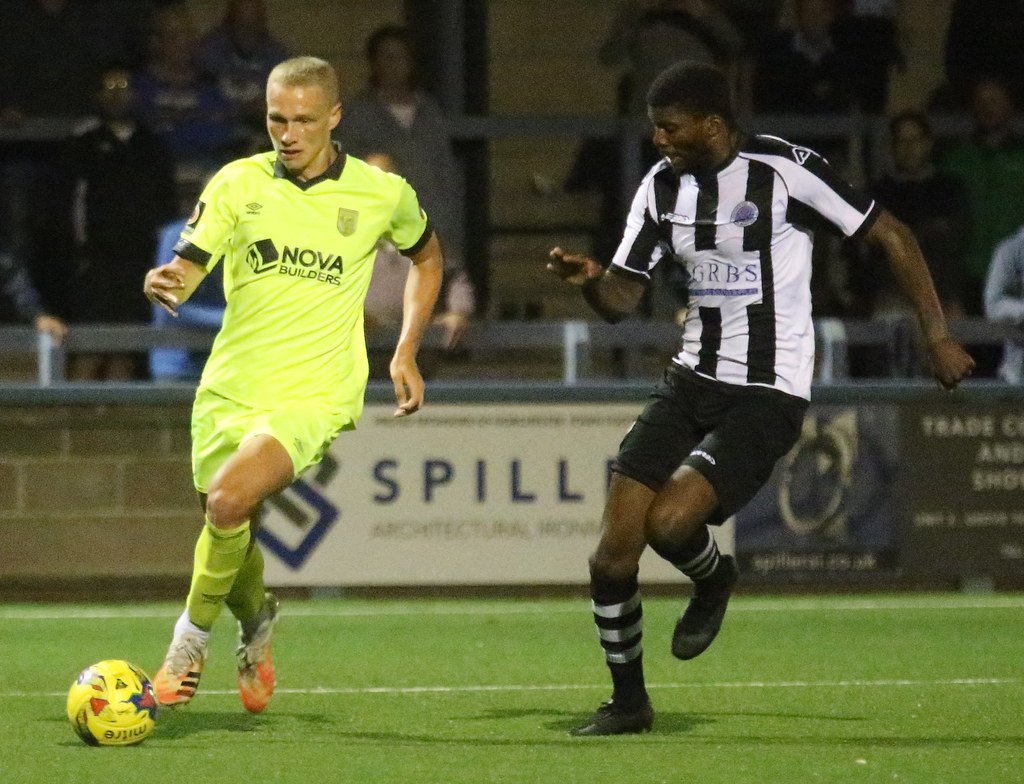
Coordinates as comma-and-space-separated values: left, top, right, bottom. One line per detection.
0, 317, 1010, 387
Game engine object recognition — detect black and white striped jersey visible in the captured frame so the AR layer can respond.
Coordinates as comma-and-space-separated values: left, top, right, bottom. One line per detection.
610, 134, 879, 400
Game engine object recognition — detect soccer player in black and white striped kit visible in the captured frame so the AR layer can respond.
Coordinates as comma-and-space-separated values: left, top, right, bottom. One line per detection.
549, 61, 975, 736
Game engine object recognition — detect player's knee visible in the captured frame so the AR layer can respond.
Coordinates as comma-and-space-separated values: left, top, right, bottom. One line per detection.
205, 485, 254, 530
645, 499, 702, 549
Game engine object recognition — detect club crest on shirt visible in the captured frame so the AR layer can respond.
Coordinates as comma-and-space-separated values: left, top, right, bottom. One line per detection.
337, 207, 359, 236
730, 201, 759, 227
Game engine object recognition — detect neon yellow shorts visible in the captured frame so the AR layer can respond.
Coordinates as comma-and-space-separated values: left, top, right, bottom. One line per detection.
191, 387, 354, 493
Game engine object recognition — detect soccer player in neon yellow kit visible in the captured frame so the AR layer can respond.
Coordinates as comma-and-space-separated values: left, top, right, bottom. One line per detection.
143, 56, 443, 713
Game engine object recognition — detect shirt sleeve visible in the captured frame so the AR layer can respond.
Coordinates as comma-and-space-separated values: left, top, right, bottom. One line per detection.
753, 148, 879, 238
172, 163, 239, 270
609, 165, 669, 279
388, 175, 432, 255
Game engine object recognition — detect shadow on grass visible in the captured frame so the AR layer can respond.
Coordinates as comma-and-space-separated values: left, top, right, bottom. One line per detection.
152, 708, 322, 739
698, 709, 868, 722
302, 725, 1024, 750
466, 705, 712, 734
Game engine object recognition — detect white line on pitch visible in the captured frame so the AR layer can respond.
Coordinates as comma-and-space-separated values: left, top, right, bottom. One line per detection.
3, 596, 1024, 620
10, 677, 1020, 699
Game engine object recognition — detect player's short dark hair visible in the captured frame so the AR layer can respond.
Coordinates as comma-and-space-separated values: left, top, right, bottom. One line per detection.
646, 61, 735, 126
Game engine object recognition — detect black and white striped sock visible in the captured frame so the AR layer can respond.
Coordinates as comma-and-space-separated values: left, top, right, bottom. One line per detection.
659, 525, 721, 582
590, 574, 648, 708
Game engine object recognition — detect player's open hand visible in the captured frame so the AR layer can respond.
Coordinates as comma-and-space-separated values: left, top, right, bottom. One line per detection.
928, 335, 975, 390
390, 353, 425, 417
547, 247, 601, 286
144, 265, 185, 316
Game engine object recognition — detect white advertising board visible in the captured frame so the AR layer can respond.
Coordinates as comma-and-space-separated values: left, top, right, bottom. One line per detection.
260, 403, 732, 586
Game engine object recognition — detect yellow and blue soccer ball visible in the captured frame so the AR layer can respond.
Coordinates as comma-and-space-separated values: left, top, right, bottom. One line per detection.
66, 659, 157, 746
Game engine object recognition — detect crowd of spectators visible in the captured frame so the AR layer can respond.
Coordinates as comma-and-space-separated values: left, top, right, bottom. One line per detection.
0, 0, 1022, 383
574, 0, 1024, 379
0, 0, 286, 379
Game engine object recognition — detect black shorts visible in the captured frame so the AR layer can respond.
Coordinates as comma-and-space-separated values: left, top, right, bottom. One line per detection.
613, 364, 808, 524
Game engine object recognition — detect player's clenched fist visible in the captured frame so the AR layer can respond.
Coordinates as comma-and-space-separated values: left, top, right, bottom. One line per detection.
547, 247, 602, 285
144, 265, 185, 316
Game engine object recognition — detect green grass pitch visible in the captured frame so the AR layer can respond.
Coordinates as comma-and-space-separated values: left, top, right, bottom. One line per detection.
1, 594, 1021, 783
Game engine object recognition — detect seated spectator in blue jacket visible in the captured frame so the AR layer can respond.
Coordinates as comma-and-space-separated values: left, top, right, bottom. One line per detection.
149, 216, 225, 382
983, 227, 1024, 383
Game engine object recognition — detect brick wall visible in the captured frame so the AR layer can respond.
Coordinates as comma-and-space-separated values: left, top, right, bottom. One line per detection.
0, 405, 199, 583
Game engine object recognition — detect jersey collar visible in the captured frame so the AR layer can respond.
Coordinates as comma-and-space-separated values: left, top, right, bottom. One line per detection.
273, 142, 347, 190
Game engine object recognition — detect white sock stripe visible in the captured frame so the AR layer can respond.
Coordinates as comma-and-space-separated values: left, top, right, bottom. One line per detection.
686, 552, 720, 580
675, 536, 716, 570
605, 640, 643, 664
597, 618, 643, 643
591, 592, 641, 618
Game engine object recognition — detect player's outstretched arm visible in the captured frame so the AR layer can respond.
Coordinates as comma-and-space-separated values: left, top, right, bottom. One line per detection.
865, 209, 975, 389
546, 247, 647, 323
144, 256, 209, 317
392, 233, 444, 417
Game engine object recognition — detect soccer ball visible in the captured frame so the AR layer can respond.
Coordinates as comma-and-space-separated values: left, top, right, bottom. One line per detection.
66, 659, 157, 746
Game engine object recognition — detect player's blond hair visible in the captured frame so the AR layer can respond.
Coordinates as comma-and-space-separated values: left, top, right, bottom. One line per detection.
267, 56, 340, 104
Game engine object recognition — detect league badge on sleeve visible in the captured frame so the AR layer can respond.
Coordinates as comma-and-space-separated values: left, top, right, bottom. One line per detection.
337, 207, 359, 236
186, 200, 206, 228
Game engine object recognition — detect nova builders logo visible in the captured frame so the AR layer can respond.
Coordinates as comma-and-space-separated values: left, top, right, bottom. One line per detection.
245, 239, 344, 285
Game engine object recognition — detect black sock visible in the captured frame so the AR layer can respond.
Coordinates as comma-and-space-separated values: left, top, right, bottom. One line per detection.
651, 525, 722, 583
590, 571, 648, 709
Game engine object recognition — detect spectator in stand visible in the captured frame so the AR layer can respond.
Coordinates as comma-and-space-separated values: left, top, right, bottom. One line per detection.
362, 153, 473, 378
342, 26, 474, 345
848, 111, 969, 376
563, 76, 633, 265
0, 247, 68, 344
717, 0, 785, 114
862, 111, 968, 319
984, 227, 1024, 384
718, 0, 784, 51
832, 0, 904, 114
753, 0, 850, 116
196, 0, 291, 136
599, 0, 745, 118
939, 78, 1024, 317
149, 215, 225, 383
65, 66, 176, 380
0, 0, 118, 322
134, 4, 236, 173
938, 77, 1024, 376
754, 0, 866, 319
0, 0, 112, 120
943, 0, 1024, 109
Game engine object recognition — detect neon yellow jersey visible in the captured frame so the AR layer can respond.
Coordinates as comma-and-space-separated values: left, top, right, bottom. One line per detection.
174, 149, 430, 416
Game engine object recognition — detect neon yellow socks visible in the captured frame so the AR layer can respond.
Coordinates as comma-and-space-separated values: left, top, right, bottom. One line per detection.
226, 541, 266, 628
185, 518, 251, 630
